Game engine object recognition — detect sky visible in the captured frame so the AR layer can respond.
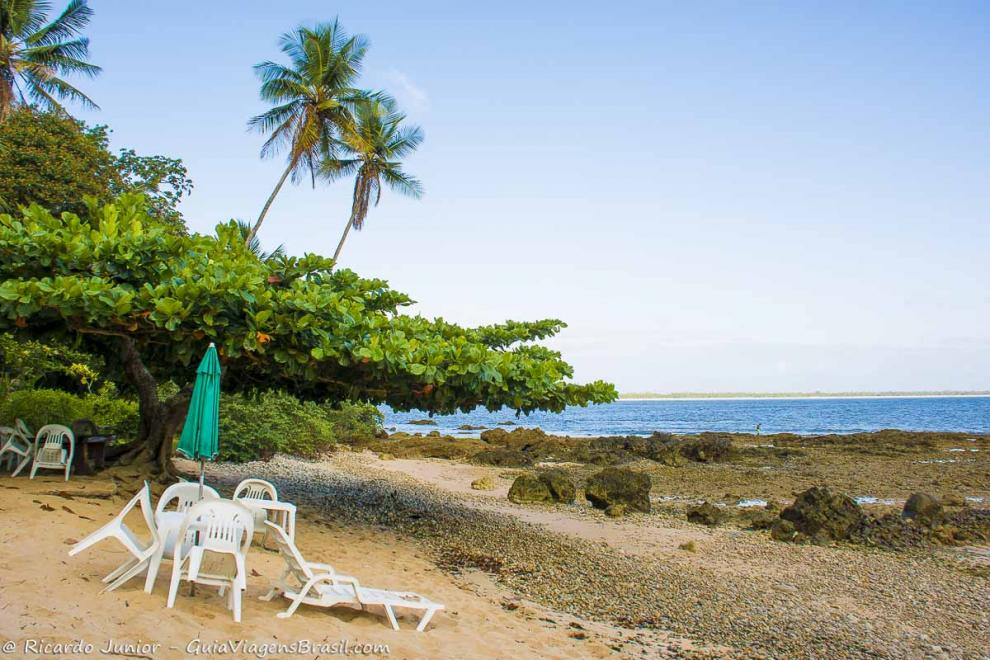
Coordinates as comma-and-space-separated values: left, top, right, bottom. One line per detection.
71, 1, 989, 393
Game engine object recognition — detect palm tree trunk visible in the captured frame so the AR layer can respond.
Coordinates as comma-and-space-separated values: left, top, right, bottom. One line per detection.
246, 160, 294, 244
333, 213, 357, 263
0, 79, 13, 122
333, 176, 364, 263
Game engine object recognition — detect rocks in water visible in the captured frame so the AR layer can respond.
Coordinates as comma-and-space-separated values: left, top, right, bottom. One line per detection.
538, 469, 576, 504
458, 424, 487, 431
903, 493, 943, 525
498, 420, 516, 426
584, 467, 652, 513
508, 475, 553, 504
774, 486, 866, 543
687, 501, 727, 526
408, 418, 437, 425
472, 448, 534, 467
471, 475, 496, 491
507, 470, 575, 504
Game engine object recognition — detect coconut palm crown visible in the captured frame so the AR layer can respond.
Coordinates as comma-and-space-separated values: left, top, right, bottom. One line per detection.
0, 0, 100, 120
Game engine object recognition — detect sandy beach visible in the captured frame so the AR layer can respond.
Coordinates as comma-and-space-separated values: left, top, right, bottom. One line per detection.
2, 430, 989, 659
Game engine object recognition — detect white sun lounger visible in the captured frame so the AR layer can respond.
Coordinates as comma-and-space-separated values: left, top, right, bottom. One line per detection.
260, 521, 444, 632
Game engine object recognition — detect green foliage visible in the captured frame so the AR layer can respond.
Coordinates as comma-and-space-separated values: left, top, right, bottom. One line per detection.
0, 108, 115, 215
0, 0, 101, 119
218, 391, 380, 462
0, 387, 138, 438
0, 198, 616, 421
0, 108, 192, 227
0, 332, 104, 396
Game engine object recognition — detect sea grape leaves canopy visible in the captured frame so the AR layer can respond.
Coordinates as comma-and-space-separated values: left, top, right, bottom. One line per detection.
0, 197, 616, 426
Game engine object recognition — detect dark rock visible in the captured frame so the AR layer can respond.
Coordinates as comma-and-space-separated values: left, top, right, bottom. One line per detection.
678, 434, 734, 462
687, 502, 727, 527
903, 493, 943, 526
584, 468, 651, 513
472, 448, 533, 467
770, 519, 797, 542
508, 475, 553, 504
408, 418, 437, 425
538, 469, 576, 504
605, 504, 626, 518
457, 424, 487, 431
778, 486, 866, 541
743, 508, 777, 530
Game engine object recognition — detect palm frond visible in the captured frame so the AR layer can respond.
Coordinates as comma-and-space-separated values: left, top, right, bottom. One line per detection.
26, 0, 92, 46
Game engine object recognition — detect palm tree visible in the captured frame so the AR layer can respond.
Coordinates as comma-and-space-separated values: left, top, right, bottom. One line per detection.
0, 0, 100, 121
234, 219, 285, 261
246, 20, 368, 244
324, 98, 423, 262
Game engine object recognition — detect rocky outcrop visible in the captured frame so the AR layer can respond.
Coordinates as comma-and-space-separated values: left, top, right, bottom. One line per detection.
472, 448, 533, 467
687, 502, 727, 526
773, 487, 866, 543
584, 468, 651, 513
902, 493, 943, 526
538, 469, 576, 504
508, 475, 553, 504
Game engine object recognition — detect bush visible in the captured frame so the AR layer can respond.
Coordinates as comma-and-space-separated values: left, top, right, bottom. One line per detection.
218, 391, 382, 462
0, 388, 139, 438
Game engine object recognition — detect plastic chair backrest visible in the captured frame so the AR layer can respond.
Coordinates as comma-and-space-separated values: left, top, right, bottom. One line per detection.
156, 482, 220, 517
15, 419, 32, 442
265, 521, 313, 583
35, 424, 73, 463
233, 478, 278, 503
180, 499, 254, 556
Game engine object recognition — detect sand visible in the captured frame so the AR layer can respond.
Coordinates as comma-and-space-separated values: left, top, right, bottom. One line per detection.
0, 473, 626, 659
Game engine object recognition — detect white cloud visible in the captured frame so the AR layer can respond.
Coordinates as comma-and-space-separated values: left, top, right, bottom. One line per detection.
385, 69, 430, 113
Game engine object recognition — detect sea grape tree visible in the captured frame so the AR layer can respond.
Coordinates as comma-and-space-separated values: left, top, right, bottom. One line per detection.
0, 196, 616, 467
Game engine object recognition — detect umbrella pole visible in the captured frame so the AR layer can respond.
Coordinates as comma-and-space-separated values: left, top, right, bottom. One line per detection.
199, 458, 205, 500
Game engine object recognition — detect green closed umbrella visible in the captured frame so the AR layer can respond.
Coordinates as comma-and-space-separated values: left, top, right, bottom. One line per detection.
177, 342, 221, 498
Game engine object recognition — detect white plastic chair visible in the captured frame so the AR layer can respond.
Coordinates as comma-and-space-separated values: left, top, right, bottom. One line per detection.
167, 499, 254, 622
233, 478, 278, 539
143, 481, 220, 593
261, 522, 444, 631
0, 426, 32, 476
68, 482, 161, 592
29, 424, 74, 481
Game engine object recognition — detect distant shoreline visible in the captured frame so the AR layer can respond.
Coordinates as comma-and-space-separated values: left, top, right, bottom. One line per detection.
619, 391, 990, 401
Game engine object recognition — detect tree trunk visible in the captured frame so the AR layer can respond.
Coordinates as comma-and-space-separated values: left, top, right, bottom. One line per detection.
333, 176, 365, 263
246, 160, 295, 245
117, 337, 190, 472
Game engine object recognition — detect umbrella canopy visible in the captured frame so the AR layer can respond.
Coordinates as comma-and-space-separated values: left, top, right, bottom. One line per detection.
177, 343, 221, 463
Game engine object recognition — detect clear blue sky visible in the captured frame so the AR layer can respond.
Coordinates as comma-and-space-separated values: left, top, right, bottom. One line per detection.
74, 1, 989, 392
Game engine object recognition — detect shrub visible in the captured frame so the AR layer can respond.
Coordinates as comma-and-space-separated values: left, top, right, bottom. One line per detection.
218, 392, 382, 463
0, 388, 139, 438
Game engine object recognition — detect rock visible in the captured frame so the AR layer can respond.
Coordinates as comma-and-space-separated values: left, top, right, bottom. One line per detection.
743, 508, 777, 530
605, 504, 626, 518
678, 540, 697, 552
770, 518, 797, 542
678, 434, 735, 462
507, 474, 553, 504
903, 493, 943, 525
778, 487, 866, 541
584, 467, 651, 513
408, 418, 437, 425
377, 452, 396, 461
458, 424, 487, 431
471, 475, 496, 491
538, 469, 576, 504
427, 430, 440, 437
687, 501, 727, 526
472, 448, 533, 467
941, 493, 967, 508
498, 420, 516, 425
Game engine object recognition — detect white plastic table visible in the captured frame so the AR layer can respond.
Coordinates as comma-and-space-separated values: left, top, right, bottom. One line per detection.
239, 499, 297, 541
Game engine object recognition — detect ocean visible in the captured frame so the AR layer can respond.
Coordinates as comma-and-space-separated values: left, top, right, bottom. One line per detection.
383, 396, 990, 437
